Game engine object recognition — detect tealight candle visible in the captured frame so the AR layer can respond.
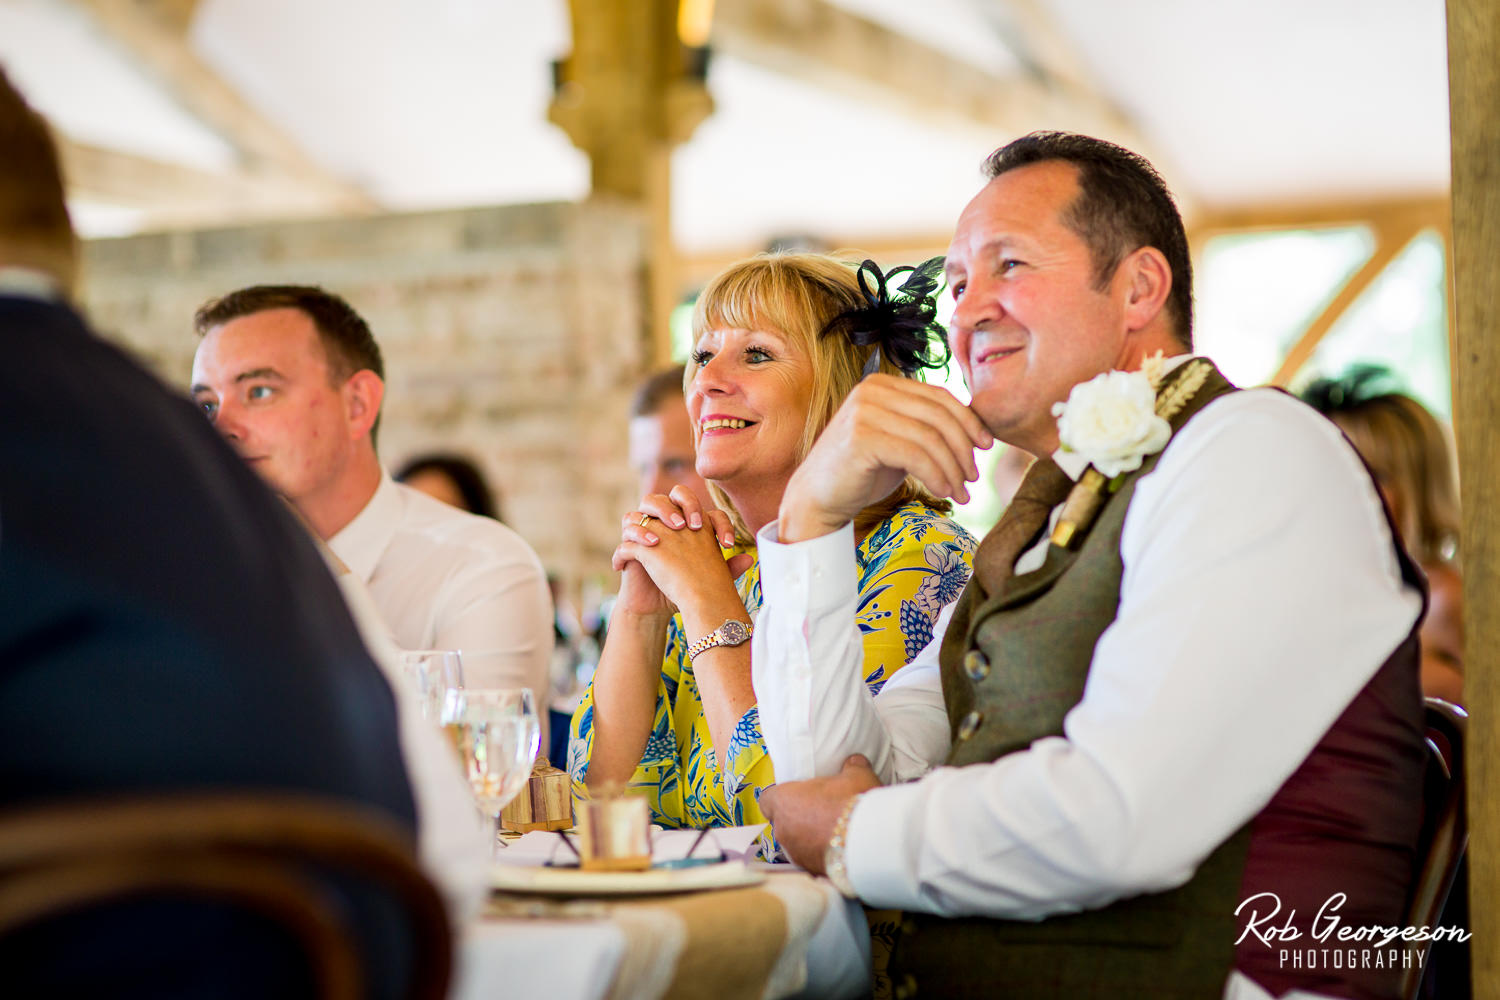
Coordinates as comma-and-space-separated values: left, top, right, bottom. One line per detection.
576, 794, 651, 871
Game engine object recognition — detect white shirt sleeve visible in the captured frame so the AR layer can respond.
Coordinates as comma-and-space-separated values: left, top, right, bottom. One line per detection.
434, 537, 556, 749
753, 521, 953, 786
759, 390, 1422, 921
339, 479, 556, 732
331, 571, 490, 924
440, 555, 554, 692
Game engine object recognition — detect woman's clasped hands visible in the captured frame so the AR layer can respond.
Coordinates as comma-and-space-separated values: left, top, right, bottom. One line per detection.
613, 485, 755, 619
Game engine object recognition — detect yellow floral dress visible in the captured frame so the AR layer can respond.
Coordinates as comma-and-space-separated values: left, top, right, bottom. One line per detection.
568, 501, 976, 829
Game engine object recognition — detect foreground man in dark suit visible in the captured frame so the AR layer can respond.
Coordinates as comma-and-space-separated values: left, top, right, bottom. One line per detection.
756, 133, 1428, 999
0, 69, 422, 998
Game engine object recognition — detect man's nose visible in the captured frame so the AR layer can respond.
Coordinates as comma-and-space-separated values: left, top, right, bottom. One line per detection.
211, 399, 244, 442
951, 279, 1000, 336
649, 467, 683, 498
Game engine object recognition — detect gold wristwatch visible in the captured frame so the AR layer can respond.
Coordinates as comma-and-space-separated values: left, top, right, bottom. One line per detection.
686, 619, 753, 662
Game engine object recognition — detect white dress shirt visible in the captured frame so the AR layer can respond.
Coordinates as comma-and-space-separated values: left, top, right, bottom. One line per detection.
329, 473, 554, 742
752, 387, 1422, 1000
331, 569, 490, 923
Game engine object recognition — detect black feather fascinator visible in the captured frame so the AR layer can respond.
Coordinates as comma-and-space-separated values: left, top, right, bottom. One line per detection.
822, 256, 950, 377
1299, 363, 1404, 414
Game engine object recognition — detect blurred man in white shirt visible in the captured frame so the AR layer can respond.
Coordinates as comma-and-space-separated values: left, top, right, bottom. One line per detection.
629, 365, 717, 508
190, 287, 553, 740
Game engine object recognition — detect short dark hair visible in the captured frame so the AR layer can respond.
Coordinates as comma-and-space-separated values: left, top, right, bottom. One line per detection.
193, 284, 384, 383
984, 131, 1193, 349
0, 68, 77, 289
630, 365, 688, 418
395, 453, 500, 521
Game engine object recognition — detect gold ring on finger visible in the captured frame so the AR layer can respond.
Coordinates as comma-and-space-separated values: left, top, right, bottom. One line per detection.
639, 513, 652, 528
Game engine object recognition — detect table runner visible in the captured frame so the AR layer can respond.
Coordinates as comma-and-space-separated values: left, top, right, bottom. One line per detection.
481, 870, 830, 1000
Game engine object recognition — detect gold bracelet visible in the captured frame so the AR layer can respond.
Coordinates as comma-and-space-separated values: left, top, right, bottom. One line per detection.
822, 794, 862, 899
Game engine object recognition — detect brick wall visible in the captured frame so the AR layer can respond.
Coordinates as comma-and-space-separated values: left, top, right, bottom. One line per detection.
79, 199, 649, 602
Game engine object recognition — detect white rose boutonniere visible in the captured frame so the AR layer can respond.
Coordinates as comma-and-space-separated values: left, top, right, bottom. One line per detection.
1051, 369, 1172, 479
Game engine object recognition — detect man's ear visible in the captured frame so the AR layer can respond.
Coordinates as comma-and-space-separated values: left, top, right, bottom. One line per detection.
343, 370, 384, 439
1120, 246, 1172, 333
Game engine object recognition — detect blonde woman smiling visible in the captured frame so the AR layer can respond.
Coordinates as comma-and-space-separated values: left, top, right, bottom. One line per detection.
570, 252, 978, 829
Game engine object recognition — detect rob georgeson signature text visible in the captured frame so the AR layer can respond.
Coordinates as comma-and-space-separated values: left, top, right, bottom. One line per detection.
1235, 892, 1469, 969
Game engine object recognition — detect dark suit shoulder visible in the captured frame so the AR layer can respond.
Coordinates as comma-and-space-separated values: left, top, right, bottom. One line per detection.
0, 295, 416, 828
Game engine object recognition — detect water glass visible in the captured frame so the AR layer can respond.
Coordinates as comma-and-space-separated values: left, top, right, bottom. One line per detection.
442, 687, 541, 854
399, 650, 464, 723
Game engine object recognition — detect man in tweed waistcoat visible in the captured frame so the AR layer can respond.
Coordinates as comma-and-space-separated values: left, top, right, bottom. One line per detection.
754, 133, 1426, 1000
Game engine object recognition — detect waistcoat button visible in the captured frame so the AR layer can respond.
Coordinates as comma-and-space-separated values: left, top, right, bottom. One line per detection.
963, 649, 990, 681
956, 710, 983, 741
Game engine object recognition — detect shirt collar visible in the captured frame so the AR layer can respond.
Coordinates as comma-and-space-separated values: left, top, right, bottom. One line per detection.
0, 267, 64, 302
327, 469, 402, 584
1051, 446, 1091, 483
1047, 353, 1199, 482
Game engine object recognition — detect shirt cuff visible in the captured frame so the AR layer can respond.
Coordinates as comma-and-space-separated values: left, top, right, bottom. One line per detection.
843, 777, 930, 910
756, 519, 858, 617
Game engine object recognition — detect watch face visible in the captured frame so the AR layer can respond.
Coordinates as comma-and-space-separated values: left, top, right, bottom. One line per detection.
720, 620, 750, 645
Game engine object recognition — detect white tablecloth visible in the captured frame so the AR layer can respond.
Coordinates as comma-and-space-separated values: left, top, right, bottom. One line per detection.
451, 869, 871, 1000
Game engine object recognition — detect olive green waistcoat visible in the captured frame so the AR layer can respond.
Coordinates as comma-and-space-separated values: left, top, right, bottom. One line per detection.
892, 364, 1246, 1000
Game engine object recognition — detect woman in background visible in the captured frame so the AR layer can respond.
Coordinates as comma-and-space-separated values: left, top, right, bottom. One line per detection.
1303, 366, 1463, 703
571, 252, 978, 828
396, 453, 501, 521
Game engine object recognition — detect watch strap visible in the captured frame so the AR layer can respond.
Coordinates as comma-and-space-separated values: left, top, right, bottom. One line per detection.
686, 619, 753, 662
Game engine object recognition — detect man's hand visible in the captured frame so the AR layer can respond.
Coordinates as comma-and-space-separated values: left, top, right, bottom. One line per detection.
761, 754, 882, 874
778, 375, 993, 543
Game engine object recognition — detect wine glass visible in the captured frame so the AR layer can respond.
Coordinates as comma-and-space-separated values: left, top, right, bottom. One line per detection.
442, 687, 540, 855
399, 650, 464, 723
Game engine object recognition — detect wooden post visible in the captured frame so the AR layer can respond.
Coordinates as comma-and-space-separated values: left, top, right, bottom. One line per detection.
549, 0, 713, 366
1446, 0, 1498, 989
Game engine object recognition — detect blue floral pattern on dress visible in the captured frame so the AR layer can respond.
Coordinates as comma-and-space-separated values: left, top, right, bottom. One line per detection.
899, 598, 936, 661
725, 708, 765, 799
640, 728, 678, 766
569, 502, 975, 829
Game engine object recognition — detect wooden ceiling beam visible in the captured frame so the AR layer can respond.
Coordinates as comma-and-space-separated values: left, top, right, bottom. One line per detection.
133, 0, 202, 35
974, 0, 1094, 98
971, 0, 1197, 216
1267, 217, 1426, 386
711, 0, 1186, 209
58, 138, 361, 225
679, 232, 952, 289
69, 0, 375, 213
1194, 195, 1450, 236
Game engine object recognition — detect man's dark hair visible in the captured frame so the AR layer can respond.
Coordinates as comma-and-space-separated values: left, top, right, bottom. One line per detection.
194, 284, 384, 444
193, 284, 384, 382
0, 68, 78, 289
630, 365, 688, 418
984, 131, 1193, 349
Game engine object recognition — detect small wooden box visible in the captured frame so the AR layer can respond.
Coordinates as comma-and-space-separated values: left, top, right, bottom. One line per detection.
500, 758, 573, 832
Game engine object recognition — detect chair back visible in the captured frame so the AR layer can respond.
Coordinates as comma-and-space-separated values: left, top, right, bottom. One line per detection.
1400, 697, 1468, 1000
0, 794, 452, 1000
